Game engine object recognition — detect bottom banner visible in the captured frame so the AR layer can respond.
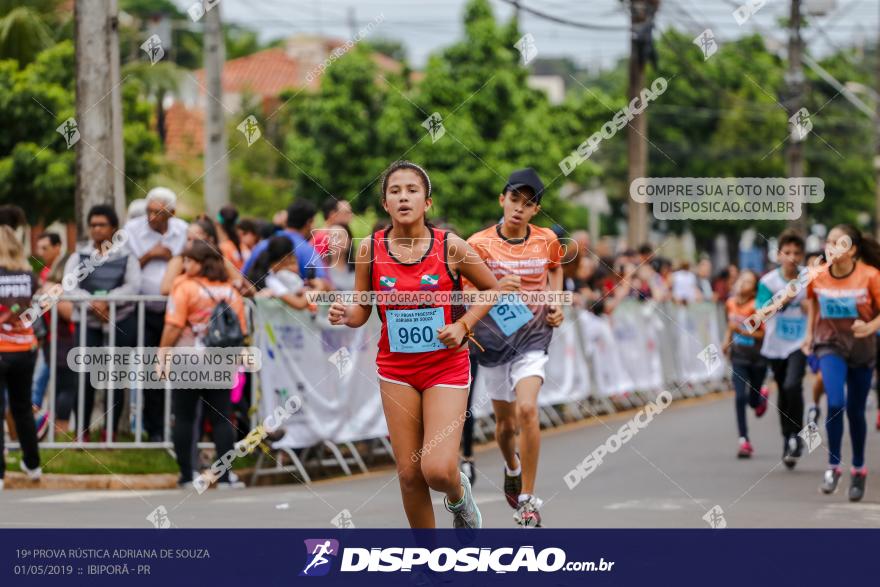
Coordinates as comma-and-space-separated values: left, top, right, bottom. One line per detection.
0, 529, 873, 586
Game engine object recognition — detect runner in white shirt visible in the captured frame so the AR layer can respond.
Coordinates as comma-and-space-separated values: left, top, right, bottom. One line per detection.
755, 230, 808, 469
671, 262, 701, 303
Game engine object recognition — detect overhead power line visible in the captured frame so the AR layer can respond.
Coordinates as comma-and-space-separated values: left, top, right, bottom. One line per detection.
498, 0, 629, 31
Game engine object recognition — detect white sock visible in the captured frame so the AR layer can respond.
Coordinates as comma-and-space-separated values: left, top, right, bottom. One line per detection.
518, 493, 531, 504
505, 455, 521, 476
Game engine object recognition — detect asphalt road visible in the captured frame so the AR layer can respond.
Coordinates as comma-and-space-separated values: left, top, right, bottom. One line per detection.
3, 391, 880, 528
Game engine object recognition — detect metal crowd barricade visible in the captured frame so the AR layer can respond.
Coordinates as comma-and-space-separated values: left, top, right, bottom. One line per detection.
9, 294, 259, 450
8, 292, 730, 487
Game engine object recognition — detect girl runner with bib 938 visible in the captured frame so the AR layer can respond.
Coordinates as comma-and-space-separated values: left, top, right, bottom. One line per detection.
328, 161, 498, 529
804, 224, 880, 502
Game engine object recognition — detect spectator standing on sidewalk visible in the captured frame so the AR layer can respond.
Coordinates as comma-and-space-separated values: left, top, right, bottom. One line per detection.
62, 205, 141, 440
123, 187, 188, 442
160, 240, 246, 489
0, 225, 41, 491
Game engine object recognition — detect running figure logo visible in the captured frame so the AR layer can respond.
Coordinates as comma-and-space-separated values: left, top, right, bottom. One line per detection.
514, 33, 538, 65
237, 115, 262, 146
330, 509, 356, 528
328, 347, 353, 378
798, 423, 822, 453
789, 108, 813, 142
140, 34, 165, 65
56, 117, 80, 149
702, 505, 727, 529
697, 344, 722, 375
145, 505, 171, 529
693, 29, 718, 60
300, 539, 339, 576
421, 112, 445, 143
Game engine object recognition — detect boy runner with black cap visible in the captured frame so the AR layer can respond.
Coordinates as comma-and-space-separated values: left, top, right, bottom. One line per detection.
467, 168, 564, 527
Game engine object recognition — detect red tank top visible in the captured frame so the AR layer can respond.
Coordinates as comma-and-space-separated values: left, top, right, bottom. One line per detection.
370, 226, 465, 357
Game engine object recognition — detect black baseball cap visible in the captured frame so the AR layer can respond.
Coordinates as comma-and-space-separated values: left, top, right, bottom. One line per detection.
503, 168, 545, 203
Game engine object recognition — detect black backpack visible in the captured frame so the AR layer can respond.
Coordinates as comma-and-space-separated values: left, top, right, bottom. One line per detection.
198, 283, 245, 347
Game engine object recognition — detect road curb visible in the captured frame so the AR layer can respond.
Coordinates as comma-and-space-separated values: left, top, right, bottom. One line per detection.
1, 473, 179, 491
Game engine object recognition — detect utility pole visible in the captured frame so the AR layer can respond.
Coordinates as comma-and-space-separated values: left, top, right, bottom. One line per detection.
785, 0, 806, 233
203, 3, 229, 217
74, 0, 116, 239
109, 0, 125, 219
347, 6, 357, 38
627, 0, 654, 248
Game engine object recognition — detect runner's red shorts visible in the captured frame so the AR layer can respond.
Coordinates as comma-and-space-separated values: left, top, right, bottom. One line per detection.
376, 345, 471, 392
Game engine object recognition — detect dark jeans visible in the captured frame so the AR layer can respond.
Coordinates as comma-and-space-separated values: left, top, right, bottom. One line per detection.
769, 350, 806, 439
0, 350, 39, 479
172, 389, 234, 483
819, 354, 872, 468
142, 310, 166, 441
732, 361, 767, 439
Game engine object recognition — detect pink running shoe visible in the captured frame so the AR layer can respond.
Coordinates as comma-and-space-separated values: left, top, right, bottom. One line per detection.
754, 386, 769, 418
737, 437, 753, 459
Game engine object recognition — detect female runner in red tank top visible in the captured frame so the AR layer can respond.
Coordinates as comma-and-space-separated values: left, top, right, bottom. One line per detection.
329, 161, 498, 528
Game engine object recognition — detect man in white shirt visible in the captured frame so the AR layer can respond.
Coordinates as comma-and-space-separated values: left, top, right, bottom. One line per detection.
123, 187, 188, 441
671, 261, 701, 303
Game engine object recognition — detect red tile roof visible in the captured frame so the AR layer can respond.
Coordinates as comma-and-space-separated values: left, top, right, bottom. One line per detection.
195, 47, 302, 97
163, 102, 203, 162
174, 41, 411, 159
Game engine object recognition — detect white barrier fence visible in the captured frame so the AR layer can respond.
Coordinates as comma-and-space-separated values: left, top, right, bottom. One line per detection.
7, 295, 728, 484
250, 298, 729, 483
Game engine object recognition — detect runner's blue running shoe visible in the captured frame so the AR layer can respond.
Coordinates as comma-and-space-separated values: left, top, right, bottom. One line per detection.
445, 472, 481, 529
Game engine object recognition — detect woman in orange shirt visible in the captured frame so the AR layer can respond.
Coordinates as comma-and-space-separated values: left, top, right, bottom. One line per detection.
724, 270, 767, 459
160, 240, 247, 489
804, 224, 880, 501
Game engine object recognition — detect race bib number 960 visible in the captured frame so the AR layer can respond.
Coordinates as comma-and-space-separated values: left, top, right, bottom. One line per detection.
386, 307, 446, 353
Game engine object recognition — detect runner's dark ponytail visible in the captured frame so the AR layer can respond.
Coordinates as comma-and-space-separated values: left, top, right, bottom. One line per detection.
832, 224, 880, 270
218, 205, 241, 253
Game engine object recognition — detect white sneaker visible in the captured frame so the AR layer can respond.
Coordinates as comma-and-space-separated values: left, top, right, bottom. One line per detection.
216, 471, 245, 490
19, 460, 42, 481
0, 478, 5, 491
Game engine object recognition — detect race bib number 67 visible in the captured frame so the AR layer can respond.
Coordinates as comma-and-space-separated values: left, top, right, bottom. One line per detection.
489, 293, 534, 336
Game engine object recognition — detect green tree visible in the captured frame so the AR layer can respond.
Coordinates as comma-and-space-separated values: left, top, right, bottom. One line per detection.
0, 0, 63, 66
280, 45, 396, 212
120, 1, 279, 68
123, 60, 181, 145
405, 0, 602, 234
0, 41, 159, 224
365, 38, 407, 62
243, 0, 607, 235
